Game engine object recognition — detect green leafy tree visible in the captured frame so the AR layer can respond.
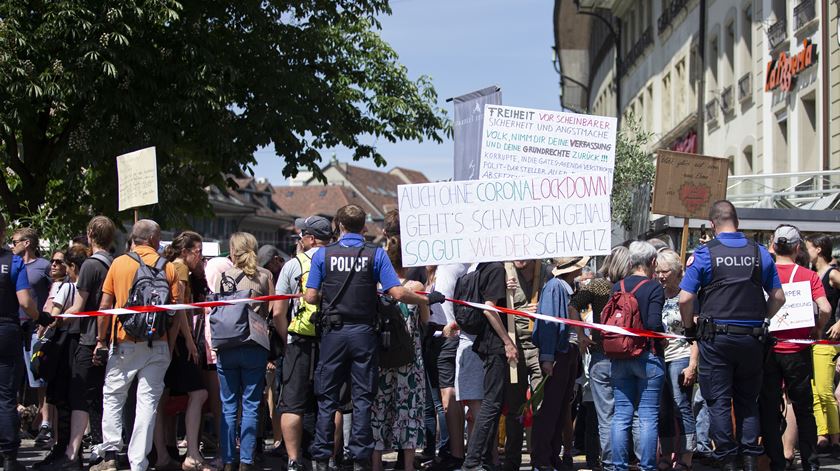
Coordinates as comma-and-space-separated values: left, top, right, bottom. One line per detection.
0, 0, 448, 234
612, 116, 654, 231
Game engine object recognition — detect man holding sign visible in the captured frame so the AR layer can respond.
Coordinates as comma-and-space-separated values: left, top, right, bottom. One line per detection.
759, 225, 831, 471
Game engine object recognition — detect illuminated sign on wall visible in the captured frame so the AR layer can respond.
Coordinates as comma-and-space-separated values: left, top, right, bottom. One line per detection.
765, 39, 817, 93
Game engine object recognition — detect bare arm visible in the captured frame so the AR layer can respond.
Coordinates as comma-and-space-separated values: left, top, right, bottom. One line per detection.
65, 289, 89, 315
815, 296, 831, 339
304, 288, 320, 305
387, 285, 429, 306
16, 289, 39, 321
766, 287, 786, 319
830, 269, 840, 290
274, 298, 289, 340
678, 290, 697, 328
483, 301, 517, 362
405, 281, 429, 324
96, 292, 115, 347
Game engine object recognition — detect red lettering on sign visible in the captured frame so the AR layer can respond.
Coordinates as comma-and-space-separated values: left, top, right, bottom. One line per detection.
765, 39, 817, 92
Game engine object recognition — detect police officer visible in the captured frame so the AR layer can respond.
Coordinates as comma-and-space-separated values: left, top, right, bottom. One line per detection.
678, 200, 786, 471
0, 216, 46, 471
303, 204, 444, 471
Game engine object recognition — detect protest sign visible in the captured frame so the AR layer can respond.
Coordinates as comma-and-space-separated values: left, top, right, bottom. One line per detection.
479, 105, 616, 180
652, 150, 728, 219
769, 281, 815, 332
117, 147, 158, 211
398, 175, 612, 267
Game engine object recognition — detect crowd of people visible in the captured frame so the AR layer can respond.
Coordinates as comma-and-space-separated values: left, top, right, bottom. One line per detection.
2, 200, 840, 471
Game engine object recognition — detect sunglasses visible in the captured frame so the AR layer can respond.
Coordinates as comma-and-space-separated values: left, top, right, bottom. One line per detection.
51, 259, 65, 265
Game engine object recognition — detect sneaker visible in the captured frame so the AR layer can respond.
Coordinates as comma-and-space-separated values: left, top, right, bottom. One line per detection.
561, 454, 574, 471
288, 460, 305, 471
89, 458, 118, 471
32, 444, 63, 469
53, 454, 83, 471
33, 425, 53, 448
427, 456, 465, 471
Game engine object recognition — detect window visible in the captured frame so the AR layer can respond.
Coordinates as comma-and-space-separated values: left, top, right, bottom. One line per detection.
773, 114, 789, 173
743, 146, 754, 174
725, 21, 735, 86
743, 5, 753, 71
727, 156, 735, 176
772, 0, 786, 22
663, 72, 672, 129
709, 36, 720, 90
799, 96, 818, 171
676, 59, 687, 119
645, 85, 654, 131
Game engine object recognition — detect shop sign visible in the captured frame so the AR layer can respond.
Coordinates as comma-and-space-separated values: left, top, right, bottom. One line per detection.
765, 39, 817, 93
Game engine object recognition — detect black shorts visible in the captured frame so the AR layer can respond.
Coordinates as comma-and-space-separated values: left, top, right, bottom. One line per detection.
279, 334, 317, 414
70, 343, 105, 412
423, 324, 446, 389
165, 337, 206, 395
437, 335, 458, 389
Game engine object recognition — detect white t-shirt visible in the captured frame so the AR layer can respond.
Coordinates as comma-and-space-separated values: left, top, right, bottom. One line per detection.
431, 263, 468, 325
52, 281, 77, 313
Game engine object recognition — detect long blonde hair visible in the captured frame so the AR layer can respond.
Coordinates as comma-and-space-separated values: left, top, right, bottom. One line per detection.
229, 232, 258, 278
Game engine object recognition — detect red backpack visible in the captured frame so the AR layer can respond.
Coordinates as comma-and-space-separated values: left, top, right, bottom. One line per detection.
601, 279, 650, 359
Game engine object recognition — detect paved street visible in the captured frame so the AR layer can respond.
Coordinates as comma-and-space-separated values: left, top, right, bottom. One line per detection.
16, 439, 840, 471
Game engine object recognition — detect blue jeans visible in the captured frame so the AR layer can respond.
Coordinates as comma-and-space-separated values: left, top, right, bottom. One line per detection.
608, 352, 665, 471
659, 357, 697, 454
217, 345, 269, 465
693, 388, 712, 454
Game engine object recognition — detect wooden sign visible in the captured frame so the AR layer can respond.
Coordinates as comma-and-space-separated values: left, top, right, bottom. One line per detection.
652, 150, 728, 219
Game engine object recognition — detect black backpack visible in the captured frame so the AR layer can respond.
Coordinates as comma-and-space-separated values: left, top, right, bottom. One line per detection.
453, 264, 488, 335
119, 252, 172, 347
377, 295, 415, 369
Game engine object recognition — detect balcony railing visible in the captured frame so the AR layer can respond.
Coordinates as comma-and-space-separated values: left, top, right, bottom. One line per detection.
720, 86, 734, 114
705, 97, 719, 124
794, 0, 816, 30
738, 73, 752, 103
619, 26, 653, 76
657, 0, 690, 35
768, 17, 787, 49
727, 170, 840, 209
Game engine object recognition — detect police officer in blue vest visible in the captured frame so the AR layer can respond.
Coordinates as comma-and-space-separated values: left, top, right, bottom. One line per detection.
679, 201, 786, 471
0, 217, 47, 471
303, 204, 444, 471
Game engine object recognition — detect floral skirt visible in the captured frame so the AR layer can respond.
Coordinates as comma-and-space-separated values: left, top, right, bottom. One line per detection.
371, 344, 426, 451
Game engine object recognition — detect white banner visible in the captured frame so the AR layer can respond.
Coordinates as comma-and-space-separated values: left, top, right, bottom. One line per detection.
398, 175, 612, 267
769, 280, 815, 332
479, 105, 616, 180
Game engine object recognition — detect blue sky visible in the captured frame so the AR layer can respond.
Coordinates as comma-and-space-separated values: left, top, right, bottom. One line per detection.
253, 0, 560, 183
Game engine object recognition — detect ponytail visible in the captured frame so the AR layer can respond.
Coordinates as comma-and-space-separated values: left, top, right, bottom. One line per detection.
229, 232, 258, 278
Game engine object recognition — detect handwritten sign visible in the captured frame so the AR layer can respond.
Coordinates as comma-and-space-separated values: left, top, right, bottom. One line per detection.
769, 281, 815, 332
398, 175, 612, 267
652, 150, 728, 219
117, 147, 158, 211
479, 105, 616, 180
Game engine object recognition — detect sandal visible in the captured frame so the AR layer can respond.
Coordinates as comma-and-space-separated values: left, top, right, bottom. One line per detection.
182, 457, 217, 471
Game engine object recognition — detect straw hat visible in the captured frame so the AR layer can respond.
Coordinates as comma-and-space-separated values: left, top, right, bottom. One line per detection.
552, 256, 591, 276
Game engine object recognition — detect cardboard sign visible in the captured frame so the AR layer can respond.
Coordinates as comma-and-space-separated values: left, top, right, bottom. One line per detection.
479, 105, 616, 180
769, 281, 815, 332
117, 147, 158, 211
652, 150, 728, 219
398, 175, 612, 267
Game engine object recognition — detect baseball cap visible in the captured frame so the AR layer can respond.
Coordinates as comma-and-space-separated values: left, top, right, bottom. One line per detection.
257, 245, 284, 268
773, 225, 801, 245
295, 216, 333, 240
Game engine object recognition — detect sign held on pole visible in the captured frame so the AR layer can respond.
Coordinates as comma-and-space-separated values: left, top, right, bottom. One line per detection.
117, 147, 159, 212
652, 150, 728, 220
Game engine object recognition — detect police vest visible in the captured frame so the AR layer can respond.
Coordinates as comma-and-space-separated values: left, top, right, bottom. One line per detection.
699, 239, 766, 321
320, 242, 378, 324
0, 249, 20, 320
288, 252, 317, 337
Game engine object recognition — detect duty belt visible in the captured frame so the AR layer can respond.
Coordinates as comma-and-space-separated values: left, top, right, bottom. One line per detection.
712, 324, 764, 336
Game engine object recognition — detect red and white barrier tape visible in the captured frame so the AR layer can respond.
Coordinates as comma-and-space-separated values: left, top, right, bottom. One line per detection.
55, 294, 301, 318
55, 291, 837, 346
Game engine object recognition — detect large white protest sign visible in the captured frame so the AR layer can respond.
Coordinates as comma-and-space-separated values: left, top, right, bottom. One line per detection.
479, 105, 616, 180
117, 147, 158, 211
398, 175, 612, 267
769, 280, 815, 332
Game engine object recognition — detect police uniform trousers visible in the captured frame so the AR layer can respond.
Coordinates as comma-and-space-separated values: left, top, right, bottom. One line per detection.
0, 318, 23, 454
698, 333, 764, 460
311, 323, 378, 463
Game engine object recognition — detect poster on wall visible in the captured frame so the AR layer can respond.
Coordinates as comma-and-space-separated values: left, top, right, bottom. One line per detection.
398, 175, 612, 267
478, 105, 617, 180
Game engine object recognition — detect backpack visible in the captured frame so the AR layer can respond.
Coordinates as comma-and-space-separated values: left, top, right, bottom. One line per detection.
30, 326, 66, 382
209, 271, 270, 351
453, 265, 487, 335
378, 294, 416, 369
119, 252, 172, 347
600, 279, 650, 359
289, 252, 317, 337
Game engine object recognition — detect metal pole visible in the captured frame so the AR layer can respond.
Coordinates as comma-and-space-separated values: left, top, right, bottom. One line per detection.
696, 0, 706, 153
821, 0, 831, 171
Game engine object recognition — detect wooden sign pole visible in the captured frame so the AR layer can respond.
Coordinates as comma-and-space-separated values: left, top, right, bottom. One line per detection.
506, 290, 518, 384
679, 217, 690, 264
134, 209, 139, 224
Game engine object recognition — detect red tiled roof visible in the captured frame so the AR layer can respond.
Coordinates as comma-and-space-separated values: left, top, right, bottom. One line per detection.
271, 185, 378, 220
327, 163, 429, 219
389, 167, 430, 185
